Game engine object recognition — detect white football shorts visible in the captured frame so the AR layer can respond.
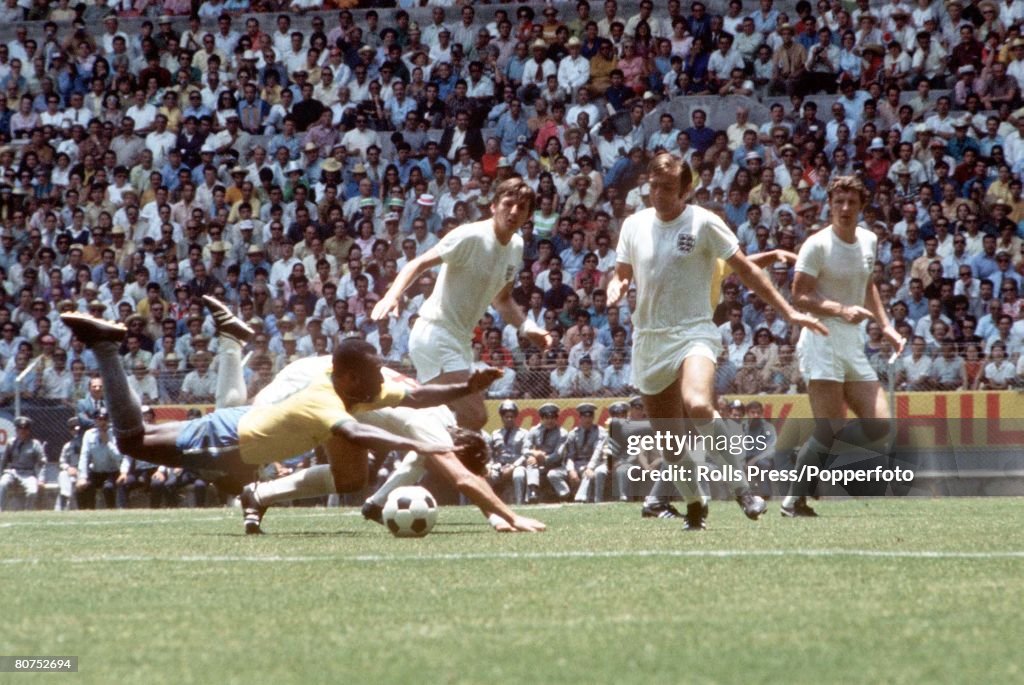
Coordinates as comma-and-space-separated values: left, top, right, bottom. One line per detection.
797, 320, 877, 383
408, 318, 472, 383
630, 322, 721, 395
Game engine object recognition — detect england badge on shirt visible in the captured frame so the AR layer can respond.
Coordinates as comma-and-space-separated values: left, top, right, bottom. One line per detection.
676, 232, 695, 254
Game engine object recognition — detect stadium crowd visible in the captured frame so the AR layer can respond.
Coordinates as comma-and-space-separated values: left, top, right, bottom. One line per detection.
0, 0, 1021, 419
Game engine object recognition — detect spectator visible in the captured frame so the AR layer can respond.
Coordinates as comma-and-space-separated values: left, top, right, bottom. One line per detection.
733, 351, 763, 394
982, 341, 1015, 389
899, 336, 934, 390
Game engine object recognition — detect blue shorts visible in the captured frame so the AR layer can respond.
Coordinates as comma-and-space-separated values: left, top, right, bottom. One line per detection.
175, 406, 251, 458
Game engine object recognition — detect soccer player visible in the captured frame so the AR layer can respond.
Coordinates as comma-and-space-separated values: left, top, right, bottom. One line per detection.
233, 355, 546, 534
640, 249, 801, 520
58, 310, 500, 497
371, 177, 552, 430
606, 152, 828, 530
193, 296, 545, 534
781, 175, 905, 517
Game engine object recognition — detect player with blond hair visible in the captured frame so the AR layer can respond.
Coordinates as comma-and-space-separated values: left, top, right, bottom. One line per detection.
607, 153, 828, 530
372, 177, 552, 430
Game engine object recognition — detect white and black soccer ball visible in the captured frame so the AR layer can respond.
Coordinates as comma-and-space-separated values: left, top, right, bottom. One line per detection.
382, 486, 438, 538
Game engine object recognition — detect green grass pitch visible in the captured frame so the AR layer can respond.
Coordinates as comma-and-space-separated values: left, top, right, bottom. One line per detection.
1, 499, 1022, 684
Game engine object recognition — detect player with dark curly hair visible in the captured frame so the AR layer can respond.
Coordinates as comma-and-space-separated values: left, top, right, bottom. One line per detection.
237, 355, 547, 535
58, 307, 503, 507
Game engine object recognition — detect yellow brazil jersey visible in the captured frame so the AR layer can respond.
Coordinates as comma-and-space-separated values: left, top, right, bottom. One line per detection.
710, 258, 728, 309
237, 367, 407, 465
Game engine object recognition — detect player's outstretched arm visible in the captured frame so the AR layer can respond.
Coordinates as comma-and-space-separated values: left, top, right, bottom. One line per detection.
791, 269, 873, 325
492, 282, 553, 349
370, 248, 443, 321
400, 368, 505, 408
332, 420, 452, 458
747, 249, 797, 270
728, 251, 830, 336
425, 450, 546, 532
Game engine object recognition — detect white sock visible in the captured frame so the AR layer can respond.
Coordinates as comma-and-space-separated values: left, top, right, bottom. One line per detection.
369, 451, 425, 506
663, 418, 708, 506
782, 435, 830, 508
708, 413, 752, 496
253, 465, 336, 507
215, 336, 246, 409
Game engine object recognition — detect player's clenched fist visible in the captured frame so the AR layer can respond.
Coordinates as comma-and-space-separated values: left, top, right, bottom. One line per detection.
466, 367, 505, 393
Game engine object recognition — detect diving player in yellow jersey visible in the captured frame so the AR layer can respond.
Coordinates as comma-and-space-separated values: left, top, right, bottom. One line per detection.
59, 310, 502, 497
236, 357, 547, 534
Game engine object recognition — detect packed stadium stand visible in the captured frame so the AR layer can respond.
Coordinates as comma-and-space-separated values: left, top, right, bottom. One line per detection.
0, 0, 1022, 507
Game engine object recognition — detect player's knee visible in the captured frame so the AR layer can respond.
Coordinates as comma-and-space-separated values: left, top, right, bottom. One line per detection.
118, 432, 145, 456
330, 460, 368, 494
681, 392, 715, 419
860, 418, 892, 444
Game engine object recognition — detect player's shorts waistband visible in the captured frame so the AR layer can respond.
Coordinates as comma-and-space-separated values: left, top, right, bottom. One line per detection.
175, 406, 251, 455
415, 315, 471, 339
633, 321, 716, 336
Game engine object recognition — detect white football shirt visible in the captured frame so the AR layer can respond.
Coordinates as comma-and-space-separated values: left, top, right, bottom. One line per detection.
417, 220, 524, 340
616, 206, 740, 332
794, 225, 877, 321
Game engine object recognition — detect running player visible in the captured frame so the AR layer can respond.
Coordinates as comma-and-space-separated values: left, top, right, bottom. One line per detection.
639, 248, 799, 520
371, 178, 552, 430
606, 152, 828, 530
781, 175, 905, 516
58, 311, 500, 497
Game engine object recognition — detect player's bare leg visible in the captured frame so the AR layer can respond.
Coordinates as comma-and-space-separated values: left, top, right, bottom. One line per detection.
645, 356, 765, 529
642, 357, 713, 530
782, 380, 848, 516
783, 379, 892, 516
241, 434, 366, 534
423, 369, 487, 431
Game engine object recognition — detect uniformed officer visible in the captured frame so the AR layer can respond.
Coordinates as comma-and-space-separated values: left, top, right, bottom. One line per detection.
562, 403, 607, 502
76, 409, 128, 509
57, 416, 83, 511
0, 417, 48, 511
583, 401, 629, 502
488, 400, 530, 504
523, 402, 567, 504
